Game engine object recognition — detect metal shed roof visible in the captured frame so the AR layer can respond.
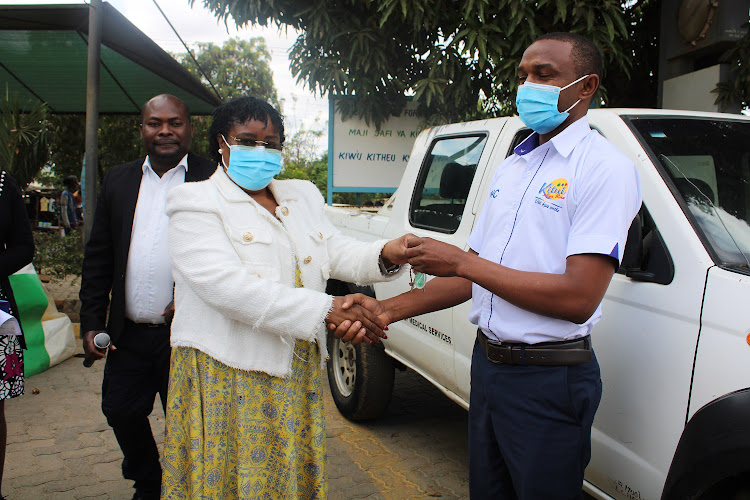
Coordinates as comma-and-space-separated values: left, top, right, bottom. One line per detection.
0, 3, 222, 114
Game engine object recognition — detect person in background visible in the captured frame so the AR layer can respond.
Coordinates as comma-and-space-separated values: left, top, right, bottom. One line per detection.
161, 96, 410, 499
78, 94, 215, 500
60, 175, 79, 234
0, 170, 33, 500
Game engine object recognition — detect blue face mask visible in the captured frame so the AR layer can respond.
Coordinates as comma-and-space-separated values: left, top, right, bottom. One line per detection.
515, 74, 589, 134
221, 135, 282, 191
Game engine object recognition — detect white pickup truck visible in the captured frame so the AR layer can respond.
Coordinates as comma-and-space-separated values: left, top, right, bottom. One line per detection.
323, 109, 750, 500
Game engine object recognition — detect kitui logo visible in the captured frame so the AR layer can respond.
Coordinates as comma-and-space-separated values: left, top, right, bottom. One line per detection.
539, 178, 569, 200
490, 189, 500, 198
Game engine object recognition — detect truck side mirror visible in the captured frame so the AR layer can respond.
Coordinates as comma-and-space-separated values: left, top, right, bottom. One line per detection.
620, 212, 644, 270
620, 207, 675, 285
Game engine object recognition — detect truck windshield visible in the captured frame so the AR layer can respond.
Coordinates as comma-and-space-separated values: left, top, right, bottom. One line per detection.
630, 117, 750, 270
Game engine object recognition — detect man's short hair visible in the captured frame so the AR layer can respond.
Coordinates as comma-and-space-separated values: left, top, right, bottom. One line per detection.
63, 175, 78, 189
534, 32, 603, 80
140, 94, 190, 122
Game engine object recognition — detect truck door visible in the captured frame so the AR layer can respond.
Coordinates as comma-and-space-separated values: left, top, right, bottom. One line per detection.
583, 114, 713, 499
452, 119, 532, 404
376, 132, 492, 397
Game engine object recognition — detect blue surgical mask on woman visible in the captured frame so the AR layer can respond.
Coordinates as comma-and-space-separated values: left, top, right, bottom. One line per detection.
220, 135, 282, 191
515, 74, 589, 134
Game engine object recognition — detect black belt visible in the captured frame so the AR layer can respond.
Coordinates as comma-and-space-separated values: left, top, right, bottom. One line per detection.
477, 329, 592, 366
125, 318, 169, 329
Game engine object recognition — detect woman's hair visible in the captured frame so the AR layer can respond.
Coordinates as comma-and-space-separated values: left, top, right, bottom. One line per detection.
208, 97, 285, 163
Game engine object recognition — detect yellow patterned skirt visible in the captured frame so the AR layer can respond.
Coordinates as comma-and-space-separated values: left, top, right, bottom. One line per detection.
161, 339, 326, 499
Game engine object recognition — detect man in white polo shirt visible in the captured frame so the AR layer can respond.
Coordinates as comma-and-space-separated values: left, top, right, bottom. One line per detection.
373, 33, 642, 498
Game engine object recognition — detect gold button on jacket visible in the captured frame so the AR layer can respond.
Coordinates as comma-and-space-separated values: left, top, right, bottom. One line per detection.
242, 232, 253, 242
303, 256, 312, 264
281, 206, 289, 216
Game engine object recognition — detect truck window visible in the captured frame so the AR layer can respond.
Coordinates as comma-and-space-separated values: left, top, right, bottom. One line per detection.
409, 135, 487, 233
628, 117, 750, 271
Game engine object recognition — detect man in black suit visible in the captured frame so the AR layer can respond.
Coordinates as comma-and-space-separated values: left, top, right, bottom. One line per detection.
79, 94, 215, 500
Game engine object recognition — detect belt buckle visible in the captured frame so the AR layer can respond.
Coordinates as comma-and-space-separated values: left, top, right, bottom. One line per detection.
486, 339, 513, 364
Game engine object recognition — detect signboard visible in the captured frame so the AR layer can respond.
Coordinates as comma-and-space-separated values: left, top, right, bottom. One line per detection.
327, 97, 422, 204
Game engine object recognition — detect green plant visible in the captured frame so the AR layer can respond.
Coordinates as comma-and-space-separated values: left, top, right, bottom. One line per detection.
714, 22, 750, 112
32, 231, 84, 283
0, 88, 50, 189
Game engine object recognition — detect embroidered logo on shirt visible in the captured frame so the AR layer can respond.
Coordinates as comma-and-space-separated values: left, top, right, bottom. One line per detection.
534, 178, 568, 213
539, 178, 569, 200
490, 189, 500, 199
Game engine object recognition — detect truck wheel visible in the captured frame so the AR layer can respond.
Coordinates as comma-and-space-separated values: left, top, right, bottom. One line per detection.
698, 473, 750, 500
326, 333, 395, 421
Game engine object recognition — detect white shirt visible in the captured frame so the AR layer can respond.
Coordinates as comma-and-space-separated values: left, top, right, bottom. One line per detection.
124, 155, 188, 324
467, 116, 642, 344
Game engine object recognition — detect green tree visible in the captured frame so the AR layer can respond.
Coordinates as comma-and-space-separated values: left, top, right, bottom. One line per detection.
195, 0, 633, 127
0, 90, 50, 189
281, 128, 323, 171
277, 126, 326, 191
177, 37, 280, 159
604, 0, 660, 108
715, 24, 750, 111
178, 37, 278, 104
48, 114, 143, 187
43, 37, 279, 188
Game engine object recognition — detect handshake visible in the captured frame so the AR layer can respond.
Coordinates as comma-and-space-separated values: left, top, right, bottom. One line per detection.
325, 293, 392, 346
323, 232, 469, 345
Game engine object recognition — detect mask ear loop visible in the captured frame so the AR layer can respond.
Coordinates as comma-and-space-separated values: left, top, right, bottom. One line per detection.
560, 74, 590, 113
219, 135, 230, 170
560, 74, 590, 91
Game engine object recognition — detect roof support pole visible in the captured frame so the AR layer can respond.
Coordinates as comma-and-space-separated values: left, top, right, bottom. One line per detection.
83, 0, 102, 243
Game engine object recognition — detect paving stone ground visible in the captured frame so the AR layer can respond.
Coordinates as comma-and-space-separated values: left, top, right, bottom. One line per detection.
4, 349, 469, 499
3, 277, 471, 499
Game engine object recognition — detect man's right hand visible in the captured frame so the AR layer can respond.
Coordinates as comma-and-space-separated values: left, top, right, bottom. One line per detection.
327, 294, 392, 345
325, 294, 389, 345
82, 329, 114, 364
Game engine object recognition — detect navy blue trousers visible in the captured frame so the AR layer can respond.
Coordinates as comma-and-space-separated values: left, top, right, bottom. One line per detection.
469, 340, 602, 499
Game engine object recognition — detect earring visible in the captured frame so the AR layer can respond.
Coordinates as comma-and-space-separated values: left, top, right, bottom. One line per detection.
218, 149, 223, 154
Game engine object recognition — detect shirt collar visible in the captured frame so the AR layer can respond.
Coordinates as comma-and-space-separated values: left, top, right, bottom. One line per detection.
513, 115, 591, 159
514, 132, 539, 156
549, 115, 591, 158
142, 154, 189, 174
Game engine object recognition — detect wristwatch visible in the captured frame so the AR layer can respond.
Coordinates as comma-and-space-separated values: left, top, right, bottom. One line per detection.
378, 257, 401, 275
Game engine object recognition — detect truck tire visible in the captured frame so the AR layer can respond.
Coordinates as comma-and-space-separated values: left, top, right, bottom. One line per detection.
326, 332, 395, 421
663, 388, 750, 500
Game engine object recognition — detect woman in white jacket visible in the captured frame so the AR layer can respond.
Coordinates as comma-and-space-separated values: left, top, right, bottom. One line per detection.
162, 97, 408, 499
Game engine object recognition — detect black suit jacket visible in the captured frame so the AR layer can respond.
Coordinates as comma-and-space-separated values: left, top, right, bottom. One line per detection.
79, 154, 216, 344
0, 172, 34, 349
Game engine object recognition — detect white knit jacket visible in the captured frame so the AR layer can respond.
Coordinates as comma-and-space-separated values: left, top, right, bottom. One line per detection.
166, 168, 402, 377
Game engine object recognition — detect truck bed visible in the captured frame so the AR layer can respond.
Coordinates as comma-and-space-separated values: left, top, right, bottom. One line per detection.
324, 201, 394, 243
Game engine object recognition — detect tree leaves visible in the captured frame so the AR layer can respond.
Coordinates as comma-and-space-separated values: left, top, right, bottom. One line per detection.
715, 23, 750, 111
178, 37, 278, 105
197, 0, 635, 126
0, 90, 49, 189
